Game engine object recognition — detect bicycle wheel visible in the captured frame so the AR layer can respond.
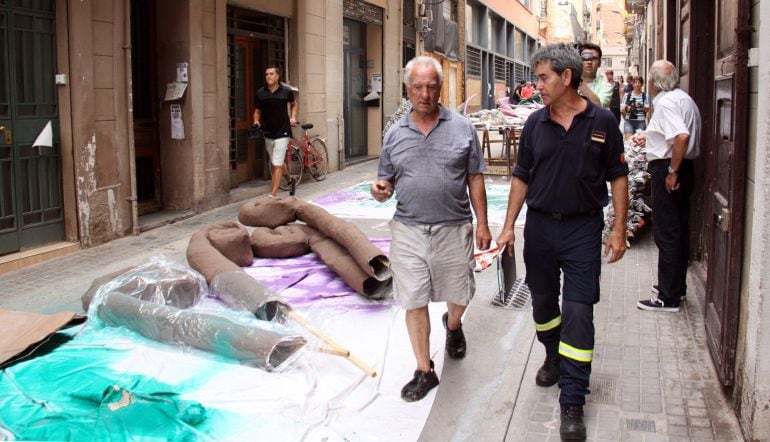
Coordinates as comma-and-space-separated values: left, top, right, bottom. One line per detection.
277, 142, 303, 191
307, 138, 328, 181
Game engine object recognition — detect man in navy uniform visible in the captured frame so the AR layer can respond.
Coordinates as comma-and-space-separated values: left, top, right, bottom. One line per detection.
497, 43, 629, 440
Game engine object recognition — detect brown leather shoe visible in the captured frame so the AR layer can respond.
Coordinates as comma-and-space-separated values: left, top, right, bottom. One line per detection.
401, 360, 439, 402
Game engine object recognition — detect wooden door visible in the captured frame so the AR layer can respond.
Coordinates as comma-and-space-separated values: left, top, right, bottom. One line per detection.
343, 18, 368, 159
704, 0, 750, 386
227, 6, 285, 185
131, 0, 161, 215
0, 0, 62, 255
230, 36, 266, 184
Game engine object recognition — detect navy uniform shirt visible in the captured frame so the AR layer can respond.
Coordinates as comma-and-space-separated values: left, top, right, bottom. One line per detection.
513, 99, 628, 214
254, 85, 295, 139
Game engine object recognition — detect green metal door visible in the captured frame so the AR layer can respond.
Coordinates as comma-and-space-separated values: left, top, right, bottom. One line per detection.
0, 0, 61, 255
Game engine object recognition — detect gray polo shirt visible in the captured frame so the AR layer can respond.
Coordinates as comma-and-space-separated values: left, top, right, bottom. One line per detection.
378, 105, 485, 225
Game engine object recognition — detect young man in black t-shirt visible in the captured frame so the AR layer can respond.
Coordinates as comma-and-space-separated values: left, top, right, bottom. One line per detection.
253, 66, 298, 197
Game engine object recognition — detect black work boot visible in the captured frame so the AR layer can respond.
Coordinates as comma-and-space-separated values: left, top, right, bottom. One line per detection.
535, 355, 560, 386
560, 404, 586, 441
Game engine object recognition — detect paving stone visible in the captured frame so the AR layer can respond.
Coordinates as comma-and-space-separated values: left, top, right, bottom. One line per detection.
665, 405, 686, 416
529, 412, 554, 423
667, 424, 691, 437
595, 429, 620, 440
641, 402, 663, 413
689, 416, 712, 428
621, 400, 641, 412
667, 415, 687, 426
523, 432, 550, 442
690, 427, 716, 440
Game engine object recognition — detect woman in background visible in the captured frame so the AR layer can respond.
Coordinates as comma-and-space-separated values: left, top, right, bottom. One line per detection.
621, 76, 649, 139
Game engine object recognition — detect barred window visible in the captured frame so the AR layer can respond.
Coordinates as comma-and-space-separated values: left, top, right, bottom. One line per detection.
494, 56, 506, 81
466, 45, 481, 76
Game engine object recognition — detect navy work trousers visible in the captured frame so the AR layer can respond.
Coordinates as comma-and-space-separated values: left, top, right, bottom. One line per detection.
649, 159, 694, 304
523, 209, 603, 406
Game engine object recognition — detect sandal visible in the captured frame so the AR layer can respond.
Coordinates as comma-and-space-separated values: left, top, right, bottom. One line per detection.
401, 360, 439, 402
443, 312, 466, 359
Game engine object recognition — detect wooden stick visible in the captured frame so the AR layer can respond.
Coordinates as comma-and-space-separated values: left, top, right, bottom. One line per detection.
287, 310, 377, 377
311, 345, 350, 357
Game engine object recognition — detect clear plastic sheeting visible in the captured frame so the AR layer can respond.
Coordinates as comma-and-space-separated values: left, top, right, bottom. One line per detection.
83, 255, 208, 310
210, 271, 290, 321
81, 255, 306, 371
89, 291, 306, 371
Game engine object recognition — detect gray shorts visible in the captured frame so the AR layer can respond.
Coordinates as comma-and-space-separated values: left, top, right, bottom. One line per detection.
389, 220, 476, 310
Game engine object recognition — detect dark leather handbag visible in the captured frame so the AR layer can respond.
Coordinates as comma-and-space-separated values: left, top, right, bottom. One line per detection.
248, 124, 264, 139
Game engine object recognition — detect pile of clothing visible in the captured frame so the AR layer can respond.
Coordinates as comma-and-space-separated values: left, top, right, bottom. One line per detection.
603, 140, 652, 246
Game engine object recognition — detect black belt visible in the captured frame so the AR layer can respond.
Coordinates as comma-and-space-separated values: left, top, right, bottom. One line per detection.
529, 207, 600, 221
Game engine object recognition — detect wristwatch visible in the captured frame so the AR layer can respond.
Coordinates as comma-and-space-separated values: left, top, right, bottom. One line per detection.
667, 166, 678, 174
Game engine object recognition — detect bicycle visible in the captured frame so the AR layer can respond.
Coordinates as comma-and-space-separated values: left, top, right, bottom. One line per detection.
275, 123, 329, 191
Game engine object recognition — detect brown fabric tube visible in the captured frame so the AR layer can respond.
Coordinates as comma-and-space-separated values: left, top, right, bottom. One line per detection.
249, 224, 314, 258
238, 197, 297, 228
210, 271, 290, 321
294, 202, 391, 281
94, 292, 305, 371
238, 198, 390, 281
308, 235, 392, 300
205, 222, 253, 267
186, 228, 242, 284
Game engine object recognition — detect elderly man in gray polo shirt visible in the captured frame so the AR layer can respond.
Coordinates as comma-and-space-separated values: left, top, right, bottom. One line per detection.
371, 56, 491, 402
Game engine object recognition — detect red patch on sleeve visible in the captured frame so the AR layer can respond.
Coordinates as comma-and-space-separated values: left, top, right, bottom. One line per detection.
620, 153, 625, 164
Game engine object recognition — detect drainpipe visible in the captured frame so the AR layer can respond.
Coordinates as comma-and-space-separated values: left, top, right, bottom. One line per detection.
124, 0, 139, 235
337, 114, 345, 170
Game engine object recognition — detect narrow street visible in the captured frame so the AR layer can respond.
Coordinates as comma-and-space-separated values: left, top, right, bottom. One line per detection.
0, 160, 744, 440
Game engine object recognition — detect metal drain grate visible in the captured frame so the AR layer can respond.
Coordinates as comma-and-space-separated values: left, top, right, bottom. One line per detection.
490, 277, 531, 310
626, 418, 656, 433
589, 377, 618, 404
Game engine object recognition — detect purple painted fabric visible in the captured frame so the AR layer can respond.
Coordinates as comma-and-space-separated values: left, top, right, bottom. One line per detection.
243, 239, 395, 312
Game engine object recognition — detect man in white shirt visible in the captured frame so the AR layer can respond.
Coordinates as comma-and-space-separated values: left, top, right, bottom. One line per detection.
577, 43, 612, 107
632, 60, 702, 312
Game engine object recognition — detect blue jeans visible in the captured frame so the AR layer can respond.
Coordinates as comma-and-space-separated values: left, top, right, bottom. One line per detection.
623, 119, 646, 135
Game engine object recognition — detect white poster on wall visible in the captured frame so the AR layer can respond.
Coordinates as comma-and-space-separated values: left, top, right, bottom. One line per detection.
176, 62, 189, 82
370, 73, 383, 93
170, 104, 185, 140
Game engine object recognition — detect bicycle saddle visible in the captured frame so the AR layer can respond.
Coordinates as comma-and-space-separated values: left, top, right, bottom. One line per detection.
301, 123, 313, 130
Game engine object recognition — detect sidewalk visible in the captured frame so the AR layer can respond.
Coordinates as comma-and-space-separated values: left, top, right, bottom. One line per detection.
0, 159, 745, 441
421, 216, 744, 441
